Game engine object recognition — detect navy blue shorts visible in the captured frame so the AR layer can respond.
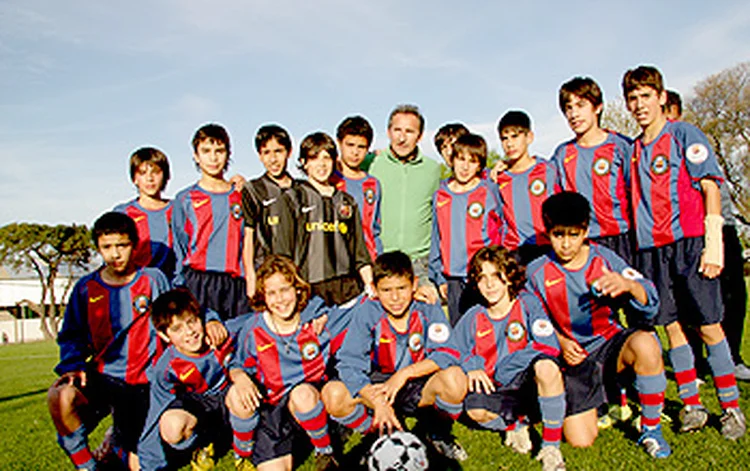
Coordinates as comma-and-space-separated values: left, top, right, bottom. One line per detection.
183, 267, 249, 320
80, 370, 149, 453
464, 364, 541, 426
167, 389, 231, 443
591, 231, 635, 266
445, 277, 481, 327
636, 237, 723, 327
562, 329, 635, 416
369, 371, 429, 416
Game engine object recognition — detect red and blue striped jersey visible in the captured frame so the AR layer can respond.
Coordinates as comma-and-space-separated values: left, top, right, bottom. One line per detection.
495, 158, 559, 250
629, 121, 724, 249
526, 244, 659, 355
172, 183, 244, 281
336, 298, 460, 396
113, 199, 176, 280
139, 340, 234, 471
453, 291, 560, 387
331, 171, 383, 261
55, 267, 171, 385
551, 132, 632, 238
428, 178, 503, 284
231, 297, 354, 405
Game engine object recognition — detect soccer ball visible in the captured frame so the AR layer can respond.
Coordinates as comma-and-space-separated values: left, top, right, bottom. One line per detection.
367, 431, 429, 471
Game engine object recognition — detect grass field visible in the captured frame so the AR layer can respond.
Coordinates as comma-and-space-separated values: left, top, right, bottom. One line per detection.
2, 329, 750, 470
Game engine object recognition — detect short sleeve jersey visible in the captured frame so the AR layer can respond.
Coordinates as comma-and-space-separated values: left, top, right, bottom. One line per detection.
113, 199, 176, 279
241, 174, 290, 268
330, 171, 383, 261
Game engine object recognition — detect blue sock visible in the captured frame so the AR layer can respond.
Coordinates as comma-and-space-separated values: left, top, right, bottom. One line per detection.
706, 339, 740, 410
539, 394, 565, 448
668, 344, 701, 407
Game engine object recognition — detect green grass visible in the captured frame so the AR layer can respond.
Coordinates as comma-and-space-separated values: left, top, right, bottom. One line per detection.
2, 324, 750, 470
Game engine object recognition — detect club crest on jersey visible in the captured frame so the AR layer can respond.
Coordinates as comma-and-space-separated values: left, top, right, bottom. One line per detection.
231, 203, 242, 220
408, 332, 424, 352
507, 321, 525, 342
621, 267, 644, 281
428, 322, 450, 343
364, 188, 376, 205
529, 179, 546, 197
531, 319, 554, 337
133, 295, 151, 314
593, 157, 611, 176
338, 204, 353, 219
467, 201, 484, 219
301, 341, 320, 361
651, 155, 668, 175
686, 143, 709, 164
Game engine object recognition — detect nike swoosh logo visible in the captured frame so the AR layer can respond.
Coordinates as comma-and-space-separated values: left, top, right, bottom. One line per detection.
301, 206, 315, 213
262, 198, 277, 206
89, 295, 104, 303
379, 338, 393, 344
133, 216, 145, 223
564, 155, 576, 163
193, 199, 209, 209
178, 368, 195, 382
437, 200, 449, 208
499, 182, 510, 190
258, 343, 274, 352
477, 329, 493, 338
545, 278, 564, 288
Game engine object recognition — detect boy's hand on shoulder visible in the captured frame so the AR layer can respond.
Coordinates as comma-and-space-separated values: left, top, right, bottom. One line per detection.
558, 335, 586, 366
54, 370, 87, 389
310, 314, 328, 336
467, 370, 496, 395
205, 321, 228, 347
489, 159, 508, 181
438, 284, 448, 301
228, 173, 247, 191
414, 285, 439, 305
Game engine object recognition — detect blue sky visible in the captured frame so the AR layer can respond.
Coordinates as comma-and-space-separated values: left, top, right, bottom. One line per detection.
2, 1, 749, 226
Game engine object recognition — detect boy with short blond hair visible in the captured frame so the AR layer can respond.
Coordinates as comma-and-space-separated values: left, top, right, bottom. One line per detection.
623, 65, 745, 439
172, 123, 249, 320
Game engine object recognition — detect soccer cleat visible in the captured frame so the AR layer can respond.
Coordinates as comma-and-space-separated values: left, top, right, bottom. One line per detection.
504, 426, 532, 454
314, 452, 339, 470
678, 405, 708, 432
234, 456, 256, 471
609, 403, 633, 422
191, 442, 215, 471
597, 414, 614, 430
734, 364, 750, 381
536, 445, 566, 471
720, 407, 747, 440
638, 425, 671, 458
426, 435, 468, 461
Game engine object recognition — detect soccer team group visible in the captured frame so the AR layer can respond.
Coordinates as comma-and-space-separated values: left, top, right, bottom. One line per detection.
47, 64, 749, 471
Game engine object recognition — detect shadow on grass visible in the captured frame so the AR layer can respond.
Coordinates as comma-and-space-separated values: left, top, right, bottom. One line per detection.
0, 387, 48, 403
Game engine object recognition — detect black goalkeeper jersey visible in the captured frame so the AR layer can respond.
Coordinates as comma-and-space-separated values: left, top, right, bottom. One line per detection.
241, 174, 291, 268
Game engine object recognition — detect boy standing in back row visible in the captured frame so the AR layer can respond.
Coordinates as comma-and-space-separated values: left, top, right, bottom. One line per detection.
623, 65, 745, 439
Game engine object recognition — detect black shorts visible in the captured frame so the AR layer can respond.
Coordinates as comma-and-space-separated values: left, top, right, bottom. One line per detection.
464, 365, 541, 426
514, 244, 551, 267
311, 275, 362, 306
445, 277, 481, 327
636, 237, 723, 327
591, 231, 635, 266
369, 371, 429, 416
167, 389, 231, 443
562, 329, 635, 416
79, 370, 150, 453
183, 267, 249, 320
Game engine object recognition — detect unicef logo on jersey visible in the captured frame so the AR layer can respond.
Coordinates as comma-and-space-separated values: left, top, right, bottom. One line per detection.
651, 155, 669, 175
593, 157, 611, 176
230, 203, 242, 220
529, 179, 546, 197
507, 321, 525, 342
408, 332, 424, 352
133, 295, 151, 314
467, 202, 484, 219
364, 188, 376, 205
301, 341, 320, 361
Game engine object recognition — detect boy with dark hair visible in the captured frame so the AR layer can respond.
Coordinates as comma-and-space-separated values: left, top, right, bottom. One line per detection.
173, 123, 249, 320
552, 77, 634, 264
330, 115, 383, 261
665, 90, 682, 120
434, 122, 470, 166
526, 192, 671, 458
622, 65, 745, 438
428, 133, 503, 325
495, 110, 559, 264
114, 146, 176, 280
455, 245, 565, 470
322, 251, 469, 462
47, 212, 171, 471
241, 124, 295, 298
138, 288, 231, 471
277, 131, 374, 305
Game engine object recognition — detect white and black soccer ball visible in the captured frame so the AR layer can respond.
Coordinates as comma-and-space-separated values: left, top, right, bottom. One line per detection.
367, 431, 429, 471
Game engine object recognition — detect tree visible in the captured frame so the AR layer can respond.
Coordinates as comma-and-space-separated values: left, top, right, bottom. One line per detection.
684, 61, 750, 225
601, 99, 640, 138
0, 223, 94, 339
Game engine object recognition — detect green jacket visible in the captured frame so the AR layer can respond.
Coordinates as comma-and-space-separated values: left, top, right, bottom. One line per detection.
369, 147, 441, 259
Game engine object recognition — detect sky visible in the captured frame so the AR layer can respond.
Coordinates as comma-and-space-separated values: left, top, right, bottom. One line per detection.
1, 0, 749, 226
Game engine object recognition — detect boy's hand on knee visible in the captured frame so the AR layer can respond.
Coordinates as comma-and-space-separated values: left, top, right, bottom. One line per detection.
383, 370, 409, 405
467, 370, 496, 395
54, 370, 87, 389
559, 335, 587, 366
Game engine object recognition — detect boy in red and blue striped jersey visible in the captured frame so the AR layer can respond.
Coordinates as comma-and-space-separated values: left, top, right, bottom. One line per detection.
428, 133, 503, 325
623, 65, 745, 439
526, 192, 670, 458
172, 123, 249, 320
